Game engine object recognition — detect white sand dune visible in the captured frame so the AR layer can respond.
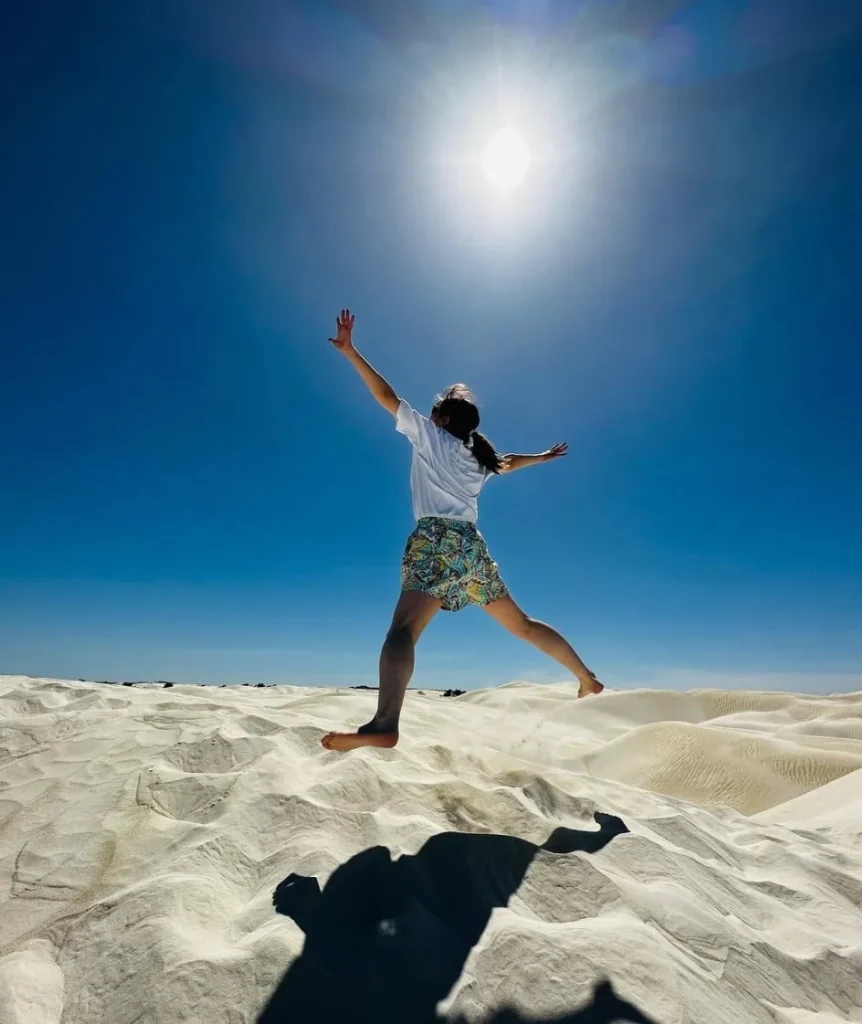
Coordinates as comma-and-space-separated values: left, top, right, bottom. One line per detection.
1, 675, 861, 1023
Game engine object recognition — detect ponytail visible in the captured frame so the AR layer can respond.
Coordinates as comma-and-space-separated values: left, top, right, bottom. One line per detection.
433, 385, 503, 474
468, 430, 503, 475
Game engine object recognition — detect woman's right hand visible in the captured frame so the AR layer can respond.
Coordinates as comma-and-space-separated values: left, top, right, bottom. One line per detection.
328, 309, 356, 354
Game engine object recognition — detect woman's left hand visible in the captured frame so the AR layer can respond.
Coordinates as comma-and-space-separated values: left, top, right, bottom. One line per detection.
542, 442, 568, 462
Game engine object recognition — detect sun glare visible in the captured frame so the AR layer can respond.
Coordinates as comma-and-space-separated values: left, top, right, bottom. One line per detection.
480, 126, 531, 193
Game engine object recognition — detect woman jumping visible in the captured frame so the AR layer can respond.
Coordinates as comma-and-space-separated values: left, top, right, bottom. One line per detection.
321, 310, 603, 752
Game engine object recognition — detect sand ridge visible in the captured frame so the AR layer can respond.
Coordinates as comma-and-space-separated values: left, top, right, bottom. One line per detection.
0, 675, 860, 1022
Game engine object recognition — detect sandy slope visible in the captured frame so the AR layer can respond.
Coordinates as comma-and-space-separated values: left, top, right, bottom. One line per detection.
0, 675, 861, 1023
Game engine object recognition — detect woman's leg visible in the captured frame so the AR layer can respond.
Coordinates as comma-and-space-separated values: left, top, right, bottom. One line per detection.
321, 590, 442, 751
482, 594, 603, 697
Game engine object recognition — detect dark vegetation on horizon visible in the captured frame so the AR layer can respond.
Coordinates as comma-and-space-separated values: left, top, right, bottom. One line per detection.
85, 680, 467, 693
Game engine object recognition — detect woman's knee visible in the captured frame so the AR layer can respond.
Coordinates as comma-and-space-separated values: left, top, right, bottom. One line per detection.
385, 622, 417, 648
508, 612, 535, 640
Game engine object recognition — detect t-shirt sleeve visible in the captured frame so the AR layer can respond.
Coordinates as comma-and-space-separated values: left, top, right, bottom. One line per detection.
395, 400, 432, 450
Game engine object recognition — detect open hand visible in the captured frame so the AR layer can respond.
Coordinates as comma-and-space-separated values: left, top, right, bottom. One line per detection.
542, 442, 568, 462
328, 309, 355, 354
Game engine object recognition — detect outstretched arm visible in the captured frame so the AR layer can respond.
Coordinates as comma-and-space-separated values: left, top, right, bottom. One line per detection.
329, 309, 400, 416
500, 442, 568, 474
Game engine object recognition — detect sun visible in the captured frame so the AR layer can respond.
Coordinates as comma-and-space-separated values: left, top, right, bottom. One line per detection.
480, 126, 531, 193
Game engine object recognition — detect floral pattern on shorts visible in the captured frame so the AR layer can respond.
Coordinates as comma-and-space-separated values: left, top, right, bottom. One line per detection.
400, 517, 508, 612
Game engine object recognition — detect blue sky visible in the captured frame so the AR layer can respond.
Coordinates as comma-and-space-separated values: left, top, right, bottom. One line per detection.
2, 1, 861, 690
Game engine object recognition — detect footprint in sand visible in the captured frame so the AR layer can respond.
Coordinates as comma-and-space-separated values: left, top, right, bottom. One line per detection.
135, 766, 238, 824
160, 732, 272, 775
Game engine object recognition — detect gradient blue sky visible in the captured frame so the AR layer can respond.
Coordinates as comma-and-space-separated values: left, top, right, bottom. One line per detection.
2, 1, 861, 690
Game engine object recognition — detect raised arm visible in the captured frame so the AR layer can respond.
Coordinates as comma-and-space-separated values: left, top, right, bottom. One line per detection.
329, 309, 400, 416
500, 442, 568, 474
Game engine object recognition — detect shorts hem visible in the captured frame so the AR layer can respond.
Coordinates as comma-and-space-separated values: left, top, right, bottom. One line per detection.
399, 581, 508, 613
400, 581, 461, 612
473, 585, 509, 608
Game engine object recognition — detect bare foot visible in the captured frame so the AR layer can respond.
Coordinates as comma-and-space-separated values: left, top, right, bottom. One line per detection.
321, 727, 399, 752
577, 675, 604, 698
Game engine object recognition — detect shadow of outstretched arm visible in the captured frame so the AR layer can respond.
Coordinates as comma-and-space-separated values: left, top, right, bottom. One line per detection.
541, 812, 630, 854
273, 873, 322, 935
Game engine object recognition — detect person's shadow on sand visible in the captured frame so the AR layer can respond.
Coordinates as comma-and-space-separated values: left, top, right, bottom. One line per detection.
258, 811, 656, 1024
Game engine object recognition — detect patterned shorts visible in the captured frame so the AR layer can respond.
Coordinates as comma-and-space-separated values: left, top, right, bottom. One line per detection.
400, 517, 509, 612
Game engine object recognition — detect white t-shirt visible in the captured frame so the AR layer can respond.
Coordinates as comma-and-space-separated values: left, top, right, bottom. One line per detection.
395, 400, 492, 522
